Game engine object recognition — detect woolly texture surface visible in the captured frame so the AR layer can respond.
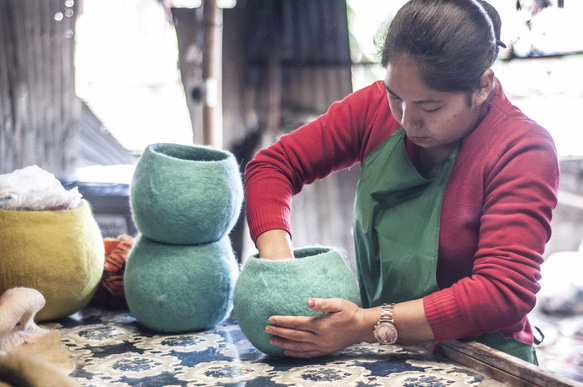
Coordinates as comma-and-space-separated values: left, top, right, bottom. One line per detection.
130, 143, 243, 245
0, 288, 75, 373
0, 352, 80, 387
233, 247, 360, 356
0, 288, 47, 351
0, 200, 105, 321
91, 235, 134, 310
124, 234, 239, 333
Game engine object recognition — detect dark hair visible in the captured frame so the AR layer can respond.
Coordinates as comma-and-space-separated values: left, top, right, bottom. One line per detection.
380, 0, 503, 93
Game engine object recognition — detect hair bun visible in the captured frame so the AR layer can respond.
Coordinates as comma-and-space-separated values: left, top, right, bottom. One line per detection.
476, 0, 503, 42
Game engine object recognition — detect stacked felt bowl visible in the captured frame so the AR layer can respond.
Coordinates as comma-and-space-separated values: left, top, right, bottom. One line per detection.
125, 143, 242, 333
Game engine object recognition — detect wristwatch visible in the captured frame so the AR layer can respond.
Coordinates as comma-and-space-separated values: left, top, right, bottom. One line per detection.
374, 303, 398, 344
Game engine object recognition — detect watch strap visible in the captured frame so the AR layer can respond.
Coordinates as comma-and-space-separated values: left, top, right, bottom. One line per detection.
379, 303, 395, 324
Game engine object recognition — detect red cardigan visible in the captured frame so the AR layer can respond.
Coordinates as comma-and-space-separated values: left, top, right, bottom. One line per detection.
244, 79, 559, 344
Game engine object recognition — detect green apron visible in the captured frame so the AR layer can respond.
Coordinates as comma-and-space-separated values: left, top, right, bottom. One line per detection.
352, 127, 538, 365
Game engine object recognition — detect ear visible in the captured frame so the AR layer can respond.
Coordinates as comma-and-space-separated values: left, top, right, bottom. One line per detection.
471, 69, 495, 107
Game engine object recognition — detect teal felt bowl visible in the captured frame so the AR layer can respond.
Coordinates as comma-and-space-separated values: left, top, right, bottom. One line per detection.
130, 143, 243, 245
233, 247, 360, 356
124, 234, 239, 332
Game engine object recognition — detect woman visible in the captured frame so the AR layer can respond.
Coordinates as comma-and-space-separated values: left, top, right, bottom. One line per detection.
244, 0, 559, 364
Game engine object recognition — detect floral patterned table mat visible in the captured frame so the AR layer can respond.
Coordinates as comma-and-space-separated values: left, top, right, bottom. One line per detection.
42, 308, 499, 387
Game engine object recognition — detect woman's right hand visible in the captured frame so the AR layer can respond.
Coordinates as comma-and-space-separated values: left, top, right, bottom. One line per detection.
256, 229, 295, 260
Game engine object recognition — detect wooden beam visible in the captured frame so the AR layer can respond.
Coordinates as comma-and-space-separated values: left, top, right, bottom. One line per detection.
172, 6, 204, 145
202, 0, 223, 148
437, 340, 583, 387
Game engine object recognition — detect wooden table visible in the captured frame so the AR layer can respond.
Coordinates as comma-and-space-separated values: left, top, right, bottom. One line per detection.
43, 308, 580, 387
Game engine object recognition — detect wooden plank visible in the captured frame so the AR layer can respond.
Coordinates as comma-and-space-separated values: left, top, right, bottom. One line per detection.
10, 1, 28, 170
60, 0, 81, 172
39, 0, 52, 169
51, 0, 63, 171
23, 0, 38, 151
437, 340, 583, 387
0, 1, 13, 173
29, 0, 42, 143
17, 0, 36, 168
0, 0, 79, 174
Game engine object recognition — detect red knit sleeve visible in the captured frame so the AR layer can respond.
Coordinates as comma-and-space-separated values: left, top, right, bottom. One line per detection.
424, 115, 559, 343
244, 81, 396, 242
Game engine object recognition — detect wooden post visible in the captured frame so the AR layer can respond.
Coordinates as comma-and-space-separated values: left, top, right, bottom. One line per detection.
266, 0, 281, 134
202, 0, 223, 148
172, 6, 204, 145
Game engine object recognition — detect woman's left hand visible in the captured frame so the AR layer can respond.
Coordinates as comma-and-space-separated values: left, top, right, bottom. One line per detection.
265, 298, 368, 358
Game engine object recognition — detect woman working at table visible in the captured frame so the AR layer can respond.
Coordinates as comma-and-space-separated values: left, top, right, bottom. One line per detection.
244, 0, 559, 364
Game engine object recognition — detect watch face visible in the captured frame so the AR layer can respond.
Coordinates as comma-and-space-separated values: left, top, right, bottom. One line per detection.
375, 323, 398, 345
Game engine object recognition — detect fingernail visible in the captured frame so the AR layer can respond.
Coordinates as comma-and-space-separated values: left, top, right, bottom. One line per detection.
265, 326, 272, 333
308, 299, 316, 307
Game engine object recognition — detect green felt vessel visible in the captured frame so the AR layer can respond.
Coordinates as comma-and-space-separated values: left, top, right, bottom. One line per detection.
130, 143, 243, 245
233, 247, 360, 356
124, 234, 239, 332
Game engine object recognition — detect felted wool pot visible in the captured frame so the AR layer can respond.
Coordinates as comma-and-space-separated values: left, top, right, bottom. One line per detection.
124, 234, 239, 332
233, 247, 360, 356
0, 200, 105, 321
130, 143, 243, 245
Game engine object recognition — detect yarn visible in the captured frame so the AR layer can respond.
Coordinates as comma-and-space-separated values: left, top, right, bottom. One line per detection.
124, 234, 239, 333
130, 143, 243, 245
91, 235, 134, 310
233, 247, 360, 356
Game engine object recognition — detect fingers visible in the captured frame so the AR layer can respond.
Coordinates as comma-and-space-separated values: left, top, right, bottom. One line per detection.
268, 315, 316, 331
269, 334, 314, 351
307, 298, 348, 313
266, 321, 316, 341
265, 298, 361, 358
269, 298, 354, 326
266, 316, 326, 356
267, 330, 336, 358
267, 328, 327, 358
